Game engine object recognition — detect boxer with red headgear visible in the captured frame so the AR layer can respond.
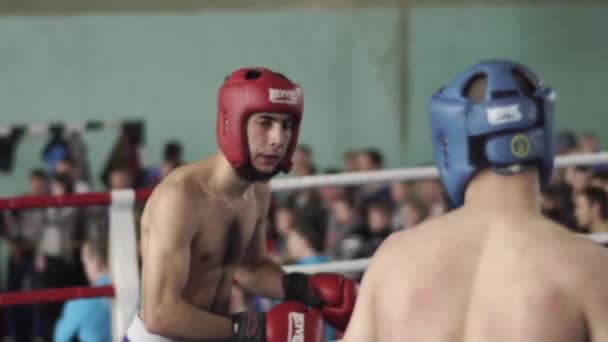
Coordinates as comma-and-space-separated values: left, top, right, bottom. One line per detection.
125, 68, 357, 341
217, 68, 303, 181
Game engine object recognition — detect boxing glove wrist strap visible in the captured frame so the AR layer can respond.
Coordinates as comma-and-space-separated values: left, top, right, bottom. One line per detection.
282, 272, 323, 308
231, 312, 265, 342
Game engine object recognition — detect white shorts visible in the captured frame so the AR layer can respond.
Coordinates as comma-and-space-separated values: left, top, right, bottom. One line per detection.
124, 314, 178, 342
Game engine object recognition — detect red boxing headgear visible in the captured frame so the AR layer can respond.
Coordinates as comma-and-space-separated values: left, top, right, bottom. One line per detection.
217, 67, 303, 175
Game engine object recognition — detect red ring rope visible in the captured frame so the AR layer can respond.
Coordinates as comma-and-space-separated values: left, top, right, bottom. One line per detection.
0, 285, 115, 306
0, 188, 153, 210
0, 189, 147, 306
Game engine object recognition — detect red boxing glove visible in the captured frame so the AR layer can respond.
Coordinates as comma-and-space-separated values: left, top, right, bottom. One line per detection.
266, 301, 325, 342
283, 272, 358, 331
231, 301, 325, 342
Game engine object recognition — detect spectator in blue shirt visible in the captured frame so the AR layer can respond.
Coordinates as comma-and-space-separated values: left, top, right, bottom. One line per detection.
54, 235, 111, 342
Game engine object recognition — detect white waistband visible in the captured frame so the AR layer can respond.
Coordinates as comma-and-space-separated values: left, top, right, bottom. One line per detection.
126, 315, 178, 342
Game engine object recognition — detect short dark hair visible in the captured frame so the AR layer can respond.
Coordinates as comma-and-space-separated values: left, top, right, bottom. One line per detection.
324, 167, 341, 175
164, 141, 183, 162
30, 168, 46, 180
334, 195, 356, 210
291, 219, 326, 253
580, 187, 608, 219
59, 155, 75, 166
593, 169, 608, 182
109, 165, 132, 175
53, 173, 74, 194
403, 196, 429, 220
367, 200, 392, 217
362, 148, 384, 168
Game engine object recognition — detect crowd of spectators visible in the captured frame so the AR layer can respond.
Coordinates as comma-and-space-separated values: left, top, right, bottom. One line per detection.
0, 130, 606, 341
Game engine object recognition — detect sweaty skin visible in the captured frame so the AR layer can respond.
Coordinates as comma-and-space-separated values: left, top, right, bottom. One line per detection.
343, 169, 608, 342
138, 113, 294, 341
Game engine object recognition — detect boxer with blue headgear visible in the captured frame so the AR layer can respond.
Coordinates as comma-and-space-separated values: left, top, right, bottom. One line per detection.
342, 59, 608, 342
429, 59, 555, 207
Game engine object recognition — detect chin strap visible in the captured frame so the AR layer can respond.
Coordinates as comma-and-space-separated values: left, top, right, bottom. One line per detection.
236, 164, 281, 182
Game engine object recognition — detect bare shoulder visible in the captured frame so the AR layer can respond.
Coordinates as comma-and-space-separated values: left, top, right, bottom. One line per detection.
383, 211, 461, 247
150, 158, 215, 200
150, 179, 199, 205
162, 159, 211, 186
359, 222, 441, 294
563, 234, 608, 305
558, 230, 608, 268
537, 219, 605, 255
142, 170, 207, 229
150, 163, 205, 199
365, 227, 424, 274
356, 233, 402, 295
532, 219, 608, 280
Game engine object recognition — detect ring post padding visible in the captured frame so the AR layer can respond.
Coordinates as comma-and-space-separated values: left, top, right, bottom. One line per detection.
109, 189, 140, 341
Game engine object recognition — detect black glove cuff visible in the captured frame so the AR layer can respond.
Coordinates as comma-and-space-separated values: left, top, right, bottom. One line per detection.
231, 312, 265, 342
282, 272, 323, 308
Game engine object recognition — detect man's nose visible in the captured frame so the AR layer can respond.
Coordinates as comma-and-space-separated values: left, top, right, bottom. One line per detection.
268, 123, 287, 146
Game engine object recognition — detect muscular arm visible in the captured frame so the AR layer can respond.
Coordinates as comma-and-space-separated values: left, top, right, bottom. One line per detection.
141, 184, 233, 340
340, 272, 374, 341
585, 250, 608, 342
341, 238, 404, 342
343, 233, 408, 342
234, 184, 286, 300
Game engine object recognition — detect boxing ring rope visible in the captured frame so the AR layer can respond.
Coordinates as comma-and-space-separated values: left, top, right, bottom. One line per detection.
0, 188, 151, 339
0, 285, 115, 306
0, 188, 153, 210
284, 232, 608, 274
0, 152, 606, 211
270, 151, 608, 191
1, 151, 608, 341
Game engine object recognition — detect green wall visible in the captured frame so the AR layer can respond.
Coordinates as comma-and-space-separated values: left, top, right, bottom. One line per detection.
408, 5, 608, 164
0, 5, 606, 195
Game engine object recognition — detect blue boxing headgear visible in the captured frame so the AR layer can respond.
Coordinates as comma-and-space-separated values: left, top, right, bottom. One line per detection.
429, 59, 555, 207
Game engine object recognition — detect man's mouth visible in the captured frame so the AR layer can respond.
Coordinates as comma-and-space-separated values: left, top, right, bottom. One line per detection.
259, 155, 280, 165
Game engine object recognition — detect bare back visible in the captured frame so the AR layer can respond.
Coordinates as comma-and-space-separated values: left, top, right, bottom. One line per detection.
344, 209, 608, 342
140, 155, 269, 320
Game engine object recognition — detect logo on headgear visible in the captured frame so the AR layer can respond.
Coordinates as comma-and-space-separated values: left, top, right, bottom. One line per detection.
269, 88, 298, 105
487, 104, 522, 125
511, 134, 531, 158
288, 312, 305, 342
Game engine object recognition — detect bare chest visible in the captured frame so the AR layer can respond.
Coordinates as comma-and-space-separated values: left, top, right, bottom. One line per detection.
191, 198, 260, 268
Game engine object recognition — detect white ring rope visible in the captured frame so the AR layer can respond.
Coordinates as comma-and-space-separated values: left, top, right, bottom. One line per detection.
284, 258, 371, 274
270, 152, 608, 191
276, 151, 608, 275
284, 233, 608, 274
